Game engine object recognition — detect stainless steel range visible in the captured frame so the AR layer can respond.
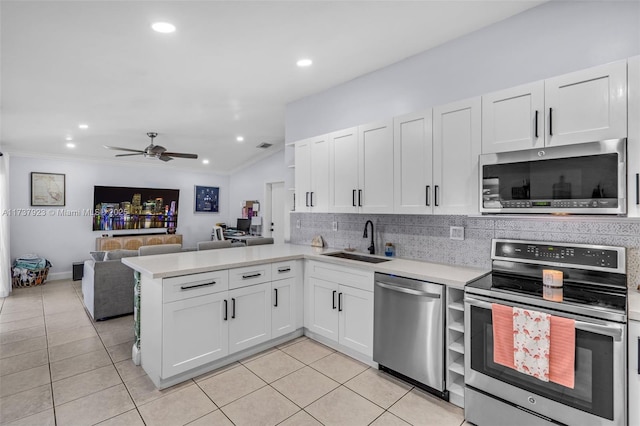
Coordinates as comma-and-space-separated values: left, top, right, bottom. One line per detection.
465, 239, 627, 426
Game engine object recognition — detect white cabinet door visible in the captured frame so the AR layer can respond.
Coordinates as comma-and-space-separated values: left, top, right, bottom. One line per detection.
630, 320, 640, 426
338, 285, 373, 357
294, 140, 312, 212
359, 120, 394, 213
271, 278, 295, 339
329, 127, 359, 213
310, 136, 330, 212
306, 276, 339, 342
545, 60, 627, 147
228, 283, 271, 354
433, 97, 481, 215
628, 56, 640, 217
393, 109, 433, 214
162, 292, 228, 377
482, 81, 544, 154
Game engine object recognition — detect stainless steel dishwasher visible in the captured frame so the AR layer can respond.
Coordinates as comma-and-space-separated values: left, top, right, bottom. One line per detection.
373, 273, 446, 399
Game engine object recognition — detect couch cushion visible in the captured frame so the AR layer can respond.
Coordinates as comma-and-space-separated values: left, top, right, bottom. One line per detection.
90, 251, 107, 262
104, 249, 138, 261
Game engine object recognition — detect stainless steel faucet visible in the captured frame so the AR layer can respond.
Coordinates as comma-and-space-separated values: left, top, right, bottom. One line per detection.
363, 220, 374, 255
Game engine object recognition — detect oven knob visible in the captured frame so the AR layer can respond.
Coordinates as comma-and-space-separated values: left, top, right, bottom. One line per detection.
528, 396, 536, 405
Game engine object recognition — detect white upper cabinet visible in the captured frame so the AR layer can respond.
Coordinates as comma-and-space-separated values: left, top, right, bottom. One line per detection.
358, 120, 394, 214
329, 121, 394, 214
393, 110, 434, 214
482, 81, 544, 154
294, 135, 329, 212
483, 60, 628, 154
329, 127, 359, 213
627, 56, 640, 217
433, 97, 481, 215
545, 60, 627, 146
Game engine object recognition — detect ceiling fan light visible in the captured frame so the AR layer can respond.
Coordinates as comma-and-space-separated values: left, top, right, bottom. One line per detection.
152, 22, 176, 33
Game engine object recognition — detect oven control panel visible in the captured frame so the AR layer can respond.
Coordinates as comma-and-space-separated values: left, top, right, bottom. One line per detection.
493, 240, 623, 271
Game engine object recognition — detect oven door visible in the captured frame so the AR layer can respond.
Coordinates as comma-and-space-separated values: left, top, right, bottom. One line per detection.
464, 294, 626, 426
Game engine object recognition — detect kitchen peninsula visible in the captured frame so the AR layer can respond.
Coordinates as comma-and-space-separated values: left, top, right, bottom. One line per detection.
123, 243, 488, 395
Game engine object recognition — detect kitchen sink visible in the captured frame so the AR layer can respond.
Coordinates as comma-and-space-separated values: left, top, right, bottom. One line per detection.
322, 251, 391, 263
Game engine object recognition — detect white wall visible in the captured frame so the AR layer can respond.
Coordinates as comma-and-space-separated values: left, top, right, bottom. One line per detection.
9, 155, 230, 279
285, 1, 640, 142
228, 149, 286, 224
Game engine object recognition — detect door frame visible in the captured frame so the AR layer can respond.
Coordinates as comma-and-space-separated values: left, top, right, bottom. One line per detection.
263, 181, 287, 241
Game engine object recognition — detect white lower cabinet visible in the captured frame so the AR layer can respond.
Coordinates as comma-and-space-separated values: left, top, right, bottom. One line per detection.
162, 291, 229, 377
305, 261, 374, 358
629, 319, 640, 426
446, 287, 465, 408
228, 283, 271, 354
271, 278, 295, 338
338, 285, 374, 357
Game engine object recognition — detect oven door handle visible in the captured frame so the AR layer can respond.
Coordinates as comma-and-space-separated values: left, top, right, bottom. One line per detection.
376, 281, 441, 299
464, 296, 624, 341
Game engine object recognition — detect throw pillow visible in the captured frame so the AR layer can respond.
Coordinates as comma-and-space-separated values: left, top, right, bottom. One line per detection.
104, 249, 138, 261
90, 251, 107, 262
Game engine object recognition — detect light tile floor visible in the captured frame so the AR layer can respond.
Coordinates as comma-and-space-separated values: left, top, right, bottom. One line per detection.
0, 279, 469, 426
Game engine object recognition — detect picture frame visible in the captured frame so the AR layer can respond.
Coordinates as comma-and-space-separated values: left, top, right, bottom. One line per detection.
194, 185, 219, 213
31, 172, 65, 206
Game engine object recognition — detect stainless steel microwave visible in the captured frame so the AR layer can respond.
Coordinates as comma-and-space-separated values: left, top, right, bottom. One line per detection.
480, 139, 626, 215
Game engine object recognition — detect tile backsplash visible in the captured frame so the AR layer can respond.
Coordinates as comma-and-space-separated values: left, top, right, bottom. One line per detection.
289, 213, 640, 288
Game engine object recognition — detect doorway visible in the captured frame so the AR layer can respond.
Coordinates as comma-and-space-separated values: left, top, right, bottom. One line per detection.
265, 181, 285, 244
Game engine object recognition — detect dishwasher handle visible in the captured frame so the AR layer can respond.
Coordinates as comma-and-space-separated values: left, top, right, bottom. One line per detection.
375, 281, 441, 299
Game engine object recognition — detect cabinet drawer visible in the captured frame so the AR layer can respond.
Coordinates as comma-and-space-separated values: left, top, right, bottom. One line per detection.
163, 271, 229, 303
229, 264, 272, 290
306, 260, 373, 292
271, 260, 300, 281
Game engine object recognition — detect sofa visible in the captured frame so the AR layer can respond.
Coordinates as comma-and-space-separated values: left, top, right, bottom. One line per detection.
82, 244, 183, 320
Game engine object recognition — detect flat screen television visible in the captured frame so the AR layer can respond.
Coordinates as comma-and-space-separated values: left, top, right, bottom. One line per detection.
93, 185, 180, 231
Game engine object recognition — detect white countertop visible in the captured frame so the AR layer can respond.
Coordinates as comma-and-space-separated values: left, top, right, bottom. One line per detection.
122, 243, 489, 288
629, 289, 640, 321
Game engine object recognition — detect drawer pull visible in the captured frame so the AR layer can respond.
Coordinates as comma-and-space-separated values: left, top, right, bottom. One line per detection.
277, 267, 291, 273
180, 281, 216, 290
242, 273, 262, 279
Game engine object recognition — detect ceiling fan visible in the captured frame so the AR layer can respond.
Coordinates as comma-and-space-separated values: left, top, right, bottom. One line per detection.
104, 132, 198, 162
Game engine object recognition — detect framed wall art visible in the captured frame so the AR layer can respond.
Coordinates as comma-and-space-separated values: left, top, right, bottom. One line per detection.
194, 185, 219, 213
31, 172, 65, 206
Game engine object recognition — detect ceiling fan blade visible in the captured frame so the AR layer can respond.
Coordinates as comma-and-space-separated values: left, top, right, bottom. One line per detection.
115, 153, 145, 157
163, 152, 198, 159
104, 145, 145, 153
159, 156, 174, 162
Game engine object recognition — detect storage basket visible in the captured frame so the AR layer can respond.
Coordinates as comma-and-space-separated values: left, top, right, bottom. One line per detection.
11, 266, 50, 288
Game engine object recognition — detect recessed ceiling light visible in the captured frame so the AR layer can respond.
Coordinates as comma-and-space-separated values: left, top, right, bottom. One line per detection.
236, 136, 244, 143
66, 143, 76, 148
152, 22, 176, 33
65, 136, 73, 141
78, 124, 89, 129
296, 58, 313, 67
202, 159, 209, 165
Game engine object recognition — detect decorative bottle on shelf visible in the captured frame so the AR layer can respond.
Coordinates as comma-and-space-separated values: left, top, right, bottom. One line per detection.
385, 242, 395, 257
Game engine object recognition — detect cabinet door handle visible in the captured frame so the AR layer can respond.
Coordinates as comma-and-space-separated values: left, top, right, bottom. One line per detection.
352, 189, 356, 207
180, 281, 215, 290
338, 292, 343, 312
310, 192, 314, 207
305, 192, 310, 207
549, 107, 553, 136
224, 299, 228, 321
637, 337, 640, 374
534, 110, 539, 138
636, 174, 639, 206
426, 185, 431, 206
242, 273, 262, 279
358, 189, 362, 207
434, 185, 440, 207
332, 290, 337, 309
274, 288, 278, 307
231, 298, 236, 319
